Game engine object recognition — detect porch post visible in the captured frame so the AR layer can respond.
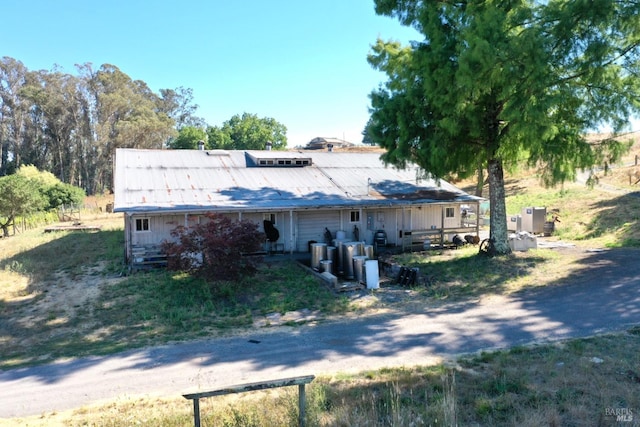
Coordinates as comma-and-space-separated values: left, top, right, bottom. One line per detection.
440, 205, 445, 248
289, 210, 294, 254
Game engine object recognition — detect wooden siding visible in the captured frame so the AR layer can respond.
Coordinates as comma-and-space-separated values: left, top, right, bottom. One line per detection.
123, 202, 475, 266
297, 210, 342, 251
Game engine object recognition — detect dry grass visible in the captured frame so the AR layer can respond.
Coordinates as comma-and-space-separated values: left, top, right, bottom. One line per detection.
4, 329, 639, 426
2, 139, 640, 425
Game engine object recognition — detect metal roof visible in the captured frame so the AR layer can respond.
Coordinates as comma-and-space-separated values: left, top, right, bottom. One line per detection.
113, 148, 481, 214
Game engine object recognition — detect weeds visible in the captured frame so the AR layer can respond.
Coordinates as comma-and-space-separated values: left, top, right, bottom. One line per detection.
37, 338, 634, 427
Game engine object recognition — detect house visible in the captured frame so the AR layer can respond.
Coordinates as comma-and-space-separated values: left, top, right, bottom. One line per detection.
113, 147, 482, 268
304, 137, 353, 150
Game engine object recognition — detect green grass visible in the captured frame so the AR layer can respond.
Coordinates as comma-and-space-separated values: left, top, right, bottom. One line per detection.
0, 236, 350, 369
3, 177, 640, 371
388, 246, 556, 299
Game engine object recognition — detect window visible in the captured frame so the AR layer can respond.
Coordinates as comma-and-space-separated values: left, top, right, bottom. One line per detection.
135, 218, 150, 232
350, 211, 360, 222
445, 207, 455, 218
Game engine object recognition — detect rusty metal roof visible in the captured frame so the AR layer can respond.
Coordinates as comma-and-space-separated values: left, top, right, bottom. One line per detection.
113, 148, 481, 213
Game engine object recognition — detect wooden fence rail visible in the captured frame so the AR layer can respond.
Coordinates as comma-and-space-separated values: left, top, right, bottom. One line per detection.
182, 375, 315, 427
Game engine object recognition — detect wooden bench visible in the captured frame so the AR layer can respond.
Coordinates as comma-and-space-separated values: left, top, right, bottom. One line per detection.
182, 374, 315, 427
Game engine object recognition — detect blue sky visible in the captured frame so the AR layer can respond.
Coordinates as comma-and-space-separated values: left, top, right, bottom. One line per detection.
2, 1, 420, 147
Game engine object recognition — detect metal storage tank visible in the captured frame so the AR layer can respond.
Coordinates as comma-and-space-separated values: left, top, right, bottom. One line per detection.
521, 207, 546, 234
363, 245, 374, 259
342, 242, 358, 279
353, 255, 368, 283
320, 259, 333, 274
310, 243, 327, 270
333, 239, 348, 274
508, 215, 522, 232
326, 246, 337, 270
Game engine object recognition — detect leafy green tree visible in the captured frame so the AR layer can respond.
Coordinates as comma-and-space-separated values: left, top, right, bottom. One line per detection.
0, 174, 46, 237
16, 164, 59, 186
361, 118, 375, 146
205, 126, 232, 149
207, 112, 287, 150
368, 0, 639, 254
42, 183, 85, 210
168, 126, 208, 149
15, 164, 85, 210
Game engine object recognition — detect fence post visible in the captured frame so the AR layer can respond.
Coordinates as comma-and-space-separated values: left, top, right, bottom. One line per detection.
192, 398, 200, 427
183, 375, 314, 427
299, 383, 306, 427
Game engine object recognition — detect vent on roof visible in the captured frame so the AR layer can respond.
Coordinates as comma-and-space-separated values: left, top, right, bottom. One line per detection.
205, 150, 231, 156
247, 152, 312, 167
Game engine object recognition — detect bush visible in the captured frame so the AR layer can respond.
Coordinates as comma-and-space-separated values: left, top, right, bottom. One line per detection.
43, 182, 86, 210
162, 213, 264, 283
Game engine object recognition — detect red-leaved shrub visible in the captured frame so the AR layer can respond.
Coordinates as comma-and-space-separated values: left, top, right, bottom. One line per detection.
161, 213, 264, 282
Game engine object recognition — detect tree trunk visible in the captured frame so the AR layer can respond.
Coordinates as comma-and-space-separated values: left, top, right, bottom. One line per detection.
487, 158, 511, 254
0, 215, 13, 238
475, 159, 485, 197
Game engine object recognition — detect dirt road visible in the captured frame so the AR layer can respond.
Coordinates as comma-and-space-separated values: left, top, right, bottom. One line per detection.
1, 247, 639, 418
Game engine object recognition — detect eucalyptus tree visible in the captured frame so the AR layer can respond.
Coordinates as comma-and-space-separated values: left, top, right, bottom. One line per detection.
0, 58, 204, 194
19, 70, 84, 184
368, 0, 640, 254
159, 86, 206, 130
79, 63, 176, 193
0, 57, 30, 175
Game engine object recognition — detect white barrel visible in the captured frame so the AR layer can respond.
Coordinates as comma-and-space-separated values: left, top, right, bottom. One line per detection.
365, 259, 380, 289
336, 230, 346, 240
